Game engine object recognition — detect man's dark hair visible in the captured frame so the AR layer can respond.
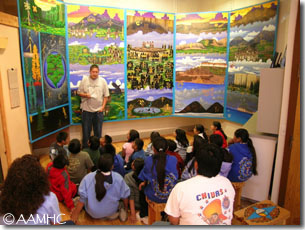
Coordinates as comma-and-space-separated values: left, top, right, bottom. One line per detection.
195, 144, 222, 178
90, 64, 99, 71
134, 138, 144, 151
56, 132, 68, 143
68, 139, 81, 154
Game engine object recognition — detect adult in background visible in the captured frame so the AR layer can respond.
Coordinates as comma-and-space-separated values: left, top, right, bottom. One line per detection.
78, 64, 110, 148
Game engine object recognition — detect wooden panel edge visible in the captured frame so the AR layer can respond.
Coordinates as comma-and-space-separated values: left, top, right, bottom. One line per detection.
0, 12, 19, 28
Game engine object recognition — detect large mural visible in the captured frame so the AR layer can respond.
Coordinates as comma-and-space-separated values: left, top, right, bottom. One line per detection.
175, 12, 228, 117
226, 1, 278, 124
67, 5, 125, 123
126, 10, 174, 119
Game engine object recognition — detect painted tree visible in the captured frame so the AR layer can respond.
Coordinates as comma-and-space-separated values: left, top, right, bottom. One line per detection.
32, 44, 41, 82
24, 0, 31, 26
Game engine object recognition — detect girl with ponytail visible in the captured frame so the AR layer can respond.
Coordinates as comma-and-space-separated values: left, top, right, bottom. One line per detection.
227, 128, 258, 182
71, 154, 130, 223
138, 136, 178, 223
211, 121, 228, 148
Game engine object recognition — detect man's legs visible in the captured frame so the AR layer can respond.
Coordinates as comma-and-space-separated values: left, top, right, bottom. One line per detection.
92, 111, 103, 139
82, 110, 93, 148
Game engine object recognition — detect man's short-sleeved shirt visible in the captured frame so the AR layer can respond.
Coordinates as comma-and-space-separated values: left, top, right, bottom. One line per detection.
77, 75, 110, 112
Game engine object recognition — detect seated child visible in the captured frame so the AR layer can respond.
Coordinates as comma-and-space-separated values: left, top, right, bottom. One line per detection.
83, 136, 100, 171
125, 138, 145, 172
101, 143, 125, 178
211, 121, 228, 148
166, 139, 185, 178
49, 131, 69, 161
67, 139, 94, 184
124, 158, 145, 223
193, 124, 209, 141
181, 135, 207, 181
209, 134, 233, 177
174, 129, 189, 161
138, 137, 178, 224
121, 129, 139, 163
227, 128, 257, 182
71, 154, 130, 223
99, 135, 112, 154
145, 131, 160, 156
47, 150, 77, 211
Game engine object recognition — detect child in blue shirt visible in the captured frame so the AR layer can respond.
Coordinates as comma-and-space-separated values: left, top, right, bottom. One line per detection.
138, 136, 178, 223
71, 154, 130, 223
227, 128, 258, 182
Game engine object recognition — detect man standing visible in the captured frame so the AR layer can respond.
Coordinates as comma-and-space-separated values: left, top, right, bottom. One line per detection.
164, 144, 235, 225
78, 64, 109, 148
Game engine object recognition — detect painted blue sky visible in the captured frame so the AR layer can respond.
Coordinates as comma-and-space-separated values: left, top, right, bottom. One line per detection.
175, 82, 225, 112
176, 30, 227, 46
22, 28, 39, 53
69, 64, 125, 90
230, 17, 276, 42
127, 31, 173, 48
127, 88, 173, 102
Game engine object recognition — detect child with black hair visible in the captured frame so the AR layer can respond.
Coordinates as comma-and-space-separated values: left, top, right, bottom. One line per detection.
83, 136, 100, 170
125, 138, 146, 172
71, 154, 130, 223
145, 131, 161, 156
124, 158, 145, 223
122, 130, 140, 163
100, 142, 125, 178
227, 129, 257, 182
49, 131, 69, 161
138, 136, 178, 224
193, 124, 209, 140
174, 129, 189, 161
166, 139, 184, 178
67, 139, 94, 184
47, 150, 77, 211
181, 135, 207, 181
99, 135, 112, 153
211, 121, 228, 148
209, 134, 233, 177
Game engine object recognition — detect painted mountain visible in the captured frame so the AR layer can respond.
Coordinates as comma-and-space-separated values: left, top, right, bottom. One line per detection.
178, 101, 223, 113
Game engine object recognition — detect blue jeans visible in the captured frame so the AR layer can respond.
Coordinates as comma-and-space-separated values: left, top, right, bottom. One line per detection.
81, 110, 103, 148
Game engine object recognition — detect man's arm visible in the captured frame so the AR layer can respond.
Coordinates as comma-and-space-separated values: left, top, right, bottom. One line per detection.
99, 97, 108, 112
168, 215, 180, 225
78, 92, 91, 98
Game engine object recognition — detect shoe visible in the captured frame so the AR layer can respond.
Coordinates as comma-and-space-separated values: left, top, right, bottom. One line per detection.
106, 212, 119, 220
136, 212, 141, 221
72, 196, 80, 207
119, 207, 128, 222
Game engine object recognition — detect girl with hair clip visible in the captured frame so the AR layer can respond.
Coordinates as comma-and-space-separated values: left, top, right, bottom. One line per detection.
121, 129, 140, 164
227, 128, 258, 182
211, 121, 228, 148
71, 154, 130, 223
174, 129, 189, 161
137, 136, 178, 224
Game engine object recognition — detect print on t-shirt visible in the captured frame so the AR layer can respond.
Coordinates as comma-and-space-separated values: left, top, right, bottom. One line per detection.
152, 173, 176, 200
238, 157, 252, 181
196, 189, 233, 225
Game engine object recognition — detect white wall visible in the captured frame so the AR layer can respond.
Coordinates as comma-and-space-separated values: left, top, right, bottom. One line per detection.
0, 24, 32, 163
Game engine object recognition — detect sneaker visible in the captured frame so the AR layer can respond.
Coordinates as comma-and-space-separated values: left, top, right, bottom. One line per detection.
72, 196, 80, 207
106, 212, 119, 220
119, 207, 128, 222
136, 212, 141, 221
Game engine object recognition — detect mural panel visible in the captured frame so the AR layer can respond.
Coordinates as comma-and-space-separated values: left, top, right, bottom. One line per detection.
126, 10, 174, 119
226, 1, 278, 124
18, 0, 65, 36
21, 28, 43, 114
40, 33, 68, 109
67, 5, 125, 123
175, 12, 228, 117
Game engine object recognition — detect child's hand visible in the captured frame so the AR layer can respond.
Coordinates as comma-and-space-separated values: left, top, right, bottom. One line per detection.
70, 208, 79, 224
139, 181, 146, 191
